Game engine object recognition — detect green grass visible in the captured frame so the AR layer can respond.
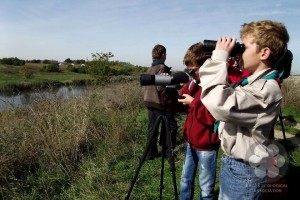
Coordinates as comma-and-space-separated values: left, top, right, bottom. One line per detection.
0, 64, 92, 92
281, 126, 300, 136
0, 64, 139, 93
31, 72, 91, 82
0, 72, 92, 92
282, 106, 300, 123
0, 72, 91, 85
274, 106, 300, 136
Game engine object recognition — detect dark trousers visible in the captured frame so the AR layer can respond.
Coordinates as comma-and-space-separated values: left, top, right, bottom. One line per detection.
146, 107, 178, 159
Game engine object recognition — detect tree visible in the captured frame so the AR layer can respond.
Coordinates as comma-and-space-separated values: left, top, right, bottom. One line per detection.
64, 58, 72, 63
0, 57, 25, 66
43, 59, 51, 64
86, 52, 114, 83
90, 52, 113, 62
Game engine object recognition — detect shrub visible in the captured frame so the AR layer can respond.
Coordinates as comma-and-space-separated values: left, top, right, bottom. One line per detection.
66, 65, 87, 74
41, 64, 60, 72
19, 66, 34, 79
0, 57, 25, 66
66, 65, 78, 72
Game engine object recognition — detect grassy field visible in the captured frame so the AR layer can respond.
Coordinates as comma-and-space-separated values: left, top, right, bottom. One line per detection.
0, 72, 91, 83
0, 64, 92, 93
0, 76, 299, 199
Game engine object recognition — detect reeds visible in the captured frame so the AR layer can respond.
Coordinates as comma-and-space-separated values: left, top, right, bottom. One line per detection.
0, 80, 144, 198
281, 76, 300, 112
0, 92, 90, 178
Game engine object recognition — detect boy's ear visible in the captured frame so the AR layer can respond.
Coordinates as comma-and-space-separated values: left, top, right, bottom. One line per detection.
260, 47, 271, 61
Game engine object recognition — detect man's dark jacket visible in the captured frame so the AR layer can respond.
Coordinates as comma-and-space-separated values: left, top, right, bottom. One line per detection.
143, 62, 172, 111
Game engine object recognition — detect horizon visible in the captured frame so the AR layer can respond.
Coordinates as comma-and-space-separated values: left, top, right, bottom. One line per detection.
1, 0, 299, 73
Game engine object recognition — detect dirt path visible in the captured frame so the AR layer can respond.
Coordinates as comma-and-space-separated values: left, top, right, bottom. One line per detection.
274, 129, 300, 147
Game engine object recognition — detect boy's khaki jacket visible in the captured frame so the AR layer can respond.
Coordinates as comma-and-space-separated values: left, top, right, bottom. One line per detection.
199, 50, 282, 164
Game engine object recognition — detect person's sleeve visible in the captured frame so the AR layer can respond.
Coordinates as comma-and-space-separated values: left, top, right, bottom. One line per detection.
156, 66, 167, 92
199, 50, 257, 127
193, 96, 216, 126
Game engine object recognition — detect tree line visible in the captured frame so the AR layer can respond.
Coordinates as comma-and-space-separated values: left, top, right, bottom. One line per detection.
0, 52, 148, 79
0, 57, 85, 65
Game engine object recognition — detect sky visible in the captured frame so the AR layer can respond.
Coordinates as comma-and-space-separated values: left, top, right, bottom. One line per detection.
1, 0, 300, 73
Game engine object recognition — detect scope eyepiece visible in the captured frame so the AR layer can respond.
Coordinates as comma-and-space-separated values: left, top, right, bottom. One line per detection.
140, 72, 191, 86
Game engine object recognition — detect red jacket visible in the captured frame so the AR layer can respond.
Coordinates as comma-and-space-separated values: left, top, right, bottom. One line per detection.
227, 66, 252, 83
179, 68, 250, 151
180, 81, 220, 151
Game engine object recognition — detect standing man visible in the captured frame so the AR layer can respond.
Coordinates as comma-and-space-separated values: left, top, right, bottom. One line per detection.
143, 44, 178, 161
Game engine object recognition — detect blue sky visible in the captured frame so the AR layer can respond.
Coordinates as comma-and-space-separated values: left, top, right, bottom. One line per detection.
1, 0, 300, 73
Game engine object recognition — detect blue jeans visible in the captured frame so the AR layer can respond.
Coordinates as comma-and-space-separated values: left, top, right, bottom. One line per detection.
180, 143, 218, 200
218, 155, 266, 200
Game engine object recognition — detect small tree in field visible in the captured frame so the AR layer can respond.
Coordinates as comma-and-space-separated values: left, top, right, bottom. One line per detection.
86, 52, 114, 83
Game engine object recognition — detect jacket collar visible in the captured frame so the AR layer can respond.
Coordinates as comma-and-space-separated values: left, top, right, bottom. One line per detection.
246, 68, 274, 85
152, 59, 165, 66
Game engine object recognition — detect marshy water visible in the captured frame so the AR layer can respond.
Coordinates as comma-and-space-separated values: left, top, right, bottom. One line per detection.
0, 86, 90, 110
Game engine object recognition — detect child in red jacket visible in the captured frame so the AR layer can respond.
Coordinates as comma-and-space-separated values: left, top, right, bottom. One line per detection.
178, 43, 250, 200
178, 43, 219, 200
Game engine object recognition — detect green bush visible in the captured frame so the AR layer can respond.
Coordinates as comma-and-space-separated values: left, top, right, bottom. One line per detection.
66, 65, 87, 74
0, 57, 25, 66
41, 64, 60, 72
66, 65, 77, 72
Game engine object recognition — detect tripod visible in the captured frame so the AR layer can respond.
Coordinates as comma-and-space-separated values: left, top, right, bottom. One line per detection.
126, 112, 179, 200
278, 107, 287, 146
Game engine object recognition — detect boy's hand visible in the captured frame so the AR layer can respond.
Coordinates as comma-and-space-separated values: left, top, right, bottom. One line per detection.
216, 37, 237, 54
178, 94, 193, 105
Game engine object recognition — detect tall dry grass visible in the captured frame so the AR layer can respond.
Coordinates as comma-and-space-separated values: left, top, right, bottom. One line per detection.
281, 76, 300, 112
0, 80, 144, 198
0, 93, 90, 178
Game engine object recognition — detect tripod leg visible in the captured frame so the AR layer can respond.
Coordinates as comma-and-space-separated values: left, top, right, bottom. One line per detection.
126, 116, 163, 200
159, 119, 166, 199
164, 116, 179, 200
279, 108, 287, 147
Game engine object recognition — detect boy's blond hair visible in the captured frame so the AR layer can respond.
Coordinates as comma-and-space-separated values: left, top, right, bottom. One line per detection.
183, 42, 209, 67
240, 20, 289, 66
